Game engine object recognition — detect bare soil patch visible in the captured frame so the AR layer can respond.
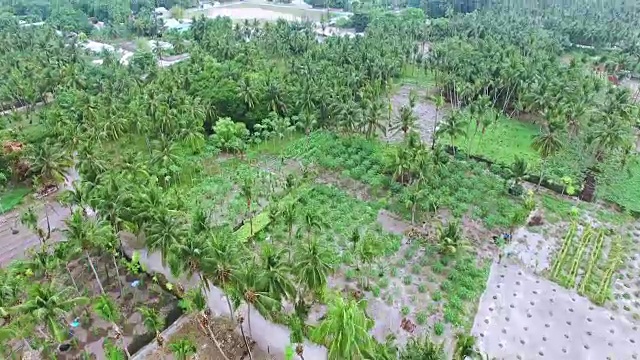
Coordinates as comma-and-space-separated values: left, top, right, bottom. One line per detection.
384, 85, 450, 145
142, 315, 272, 360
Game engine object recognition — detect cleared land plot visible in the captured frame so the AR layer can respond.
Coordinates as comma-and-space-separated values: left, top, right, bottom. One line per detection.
473, 262, 640, 360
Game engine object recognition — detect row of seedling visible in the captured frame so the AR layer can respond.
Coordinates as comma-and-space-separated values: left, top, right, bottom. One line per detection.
550, 223, 626, 305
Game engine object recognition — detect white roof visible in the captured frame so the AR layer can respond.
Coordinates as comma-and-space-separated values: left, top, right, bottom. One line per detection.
155, 7, 169, 13
82, 40, 116, 53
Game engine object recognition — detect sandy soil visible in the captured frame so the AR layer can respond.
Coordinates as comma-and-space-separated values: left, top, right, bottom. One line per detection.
384, 85, 448, 145
473, 262, 640, 359
138, 315, 272, 360
206, 7, 299, 21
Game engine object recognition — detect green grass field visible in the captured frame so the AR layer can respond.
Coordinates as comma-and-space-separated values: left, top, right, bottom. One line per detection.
0, 187, 30, 213
443, 114, 542, 169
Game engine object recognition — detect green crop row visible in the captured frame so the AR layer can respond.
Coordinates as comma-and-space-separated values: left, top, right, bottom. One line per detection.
578, 230, 605, 296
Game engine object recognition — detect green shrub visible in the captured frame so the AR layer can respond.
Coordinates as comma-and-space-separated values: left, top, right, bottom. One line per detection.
432, 291, 442, 302
434, 322, 444, 336
416, 311, 427, 325
401, 306, 410, 316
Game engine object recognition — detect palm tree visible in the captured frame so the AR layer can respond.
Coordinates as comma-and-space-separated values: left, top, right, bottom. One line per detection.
235, 264, 279, 336
169, 338, 197, 360
311, 296, 374, 360
294, 237, 335, 301
280, 201, 297, 261
28, 139, 73, 187
10, 283, 89, 342
209, 229, 242, 322
179, 288, 229, 360
139, 306, 165, 347
436, 111, 467, 155
145, 210, 188, 266
391, 105, 417, 138
404, 183, 425, 224
64, 209, 109, 294
259, 244, 295, 302
508, 156, 528, 187
364, 99, 386, 138
531, 127, 563, 190
240, 177, 255, 236
430, 94, 445, 149
298, 210, 325, 242
59, 180, 93, 214
168, 234, 215, 291
436, 221, 468, 257
93, 295, 131, 358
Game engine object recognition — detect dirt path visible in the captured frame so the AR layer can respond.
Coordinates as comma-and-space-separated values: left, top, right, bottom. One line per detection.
0, 166, 77, 266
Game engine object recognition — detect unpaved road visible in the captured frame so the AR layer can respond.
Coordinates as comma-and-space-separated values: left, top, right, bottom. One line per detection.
0, 166, 77, 266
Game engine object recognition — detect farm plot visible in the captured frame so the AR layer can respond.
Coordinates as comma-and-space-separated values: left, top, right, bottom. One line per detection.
284, 131, 525, 229
473, 262, 640, 360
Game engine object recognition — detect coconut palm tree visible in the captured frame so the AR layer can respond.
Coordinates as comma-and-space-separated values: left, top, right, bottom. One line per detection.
531, 126, 563, 190
169, 338, 197, 360
10, 283, 89, 342
436, 111, 468, 155
294, 237, 335, 301
168, 233, 215, 290
508, 156, 529, 187
436, 221, 469, 257
364, 99, 386, 138
234, 264, 279, 336
138, 306, 165, 347
145, 210, 188, 266
259, 244, 295, 302
208, 229, 242, 321
391, 105, 417, 138
280, 201, 297, 261
430, 94, 446, 149
311, 296, 375, 360
64, 209, 110, 294
240, 176, 255, 236
93, 295, 131, 358
28, 139, 73, 187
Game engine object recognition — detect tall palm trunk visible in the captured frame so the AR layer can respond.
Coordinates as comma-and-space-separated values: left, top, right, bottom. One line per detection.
225, 293, 235, 322
112, 255, 125, 298
239, 317, 253, 360
536, 159, 546, 191
66, 265, 80, 294
86, 250, 105, 294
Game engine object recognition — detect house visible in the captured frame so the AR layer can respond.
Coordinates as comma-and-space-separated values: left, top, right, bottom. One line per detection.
154, 7, 171, 19
81, 40, 116, 53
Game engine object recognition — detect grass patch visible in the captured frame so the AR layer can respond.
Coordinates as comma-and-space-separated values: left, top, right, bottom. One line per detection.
395, 65, 435, 88
442, 114, 541, 168
600, 157, 640, 214
0, 187, 30, 213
